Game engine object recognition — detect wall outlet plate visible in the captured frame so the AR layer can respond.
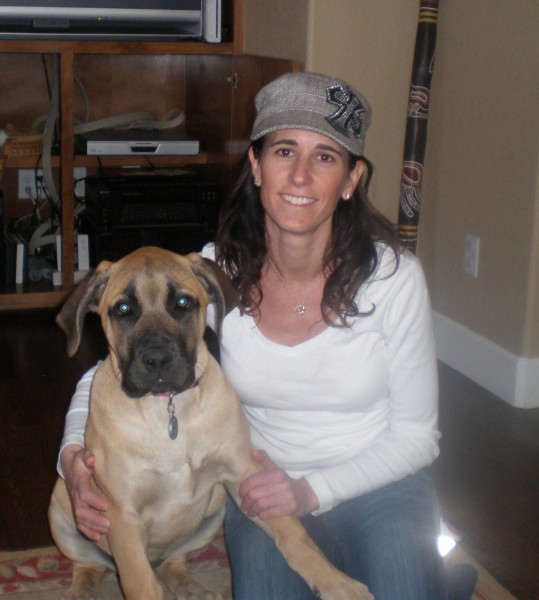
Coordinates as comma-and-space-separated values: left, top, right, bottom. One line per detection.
464, 234, 480, 278
18, 167, 86, 199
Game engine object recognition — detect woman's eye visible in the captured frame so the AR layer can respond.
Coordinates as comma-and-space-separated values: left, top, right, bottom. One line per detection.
177, 296, 192, 310
317, 153, 335, 163
116, 302, 132, 316
276, 147, 293, 157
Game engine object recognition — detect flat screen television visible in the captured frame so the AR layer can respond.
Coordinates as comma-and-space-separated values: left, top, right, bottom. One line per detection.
0, 0, 204, 41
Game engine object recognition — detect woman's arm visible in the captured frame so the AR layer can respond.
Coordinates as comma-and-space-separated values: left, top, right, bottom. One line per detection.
305, 254, 440, 514
57, 364, 97, 474
60, 444, 110, 540
57, 364, 110, 540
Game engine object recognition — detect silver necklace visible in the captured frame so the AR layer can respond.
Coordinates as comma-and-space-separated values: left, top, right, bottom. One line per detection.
268, 257, 323, 316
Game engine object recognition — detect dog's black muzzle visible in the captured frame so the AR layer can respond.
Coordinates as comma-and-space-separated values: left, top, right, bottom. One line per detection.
121, 333, 197, 398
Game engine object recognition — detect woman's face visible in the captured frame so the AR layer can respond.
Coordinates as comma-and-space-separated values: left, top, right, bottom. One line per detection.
249, 129, 364, 240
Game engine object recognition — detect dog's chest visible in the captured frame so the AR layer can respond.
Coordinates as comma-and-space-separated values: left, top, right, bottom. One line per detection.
87, 391, 226, 501
88, 423, 225, 547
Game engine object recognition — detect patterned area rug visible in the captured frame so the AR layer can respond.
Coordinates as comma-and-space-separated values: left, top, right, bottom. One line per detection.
0, 537, 515, 600
0, 533, 231, 600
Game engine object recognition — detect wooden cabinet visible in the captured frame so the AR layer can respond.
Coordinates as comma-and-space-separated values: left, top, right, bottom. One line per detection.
0, 0, 298, 310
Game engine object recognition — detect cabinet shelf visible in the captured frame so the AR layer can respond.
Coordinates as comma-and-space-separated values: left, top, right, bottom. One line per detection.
5, 153, 214, 170
74, 153, 215, 168
0, 290, 68, 310
0, 40, 236, 56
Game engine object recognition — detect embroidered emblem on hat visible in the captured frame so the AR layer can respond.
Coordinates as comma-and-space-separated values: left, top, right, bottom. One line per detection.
325, 84, 367, 139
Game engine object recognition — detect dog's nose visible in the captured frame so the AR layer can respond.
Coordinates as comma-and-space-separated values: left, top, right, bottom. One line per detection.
140, 348, 174, 372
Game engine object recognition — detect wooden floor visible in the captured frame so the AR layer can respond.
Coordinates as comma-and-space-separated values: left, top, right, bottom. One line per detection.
1, 308, 538, 599
428, 363, 539, 600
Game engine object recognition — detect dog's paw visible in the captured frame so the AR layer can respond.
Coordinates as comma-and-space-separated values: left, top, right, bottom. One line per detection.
59, 563, 107, 600
60, 582, 100, 599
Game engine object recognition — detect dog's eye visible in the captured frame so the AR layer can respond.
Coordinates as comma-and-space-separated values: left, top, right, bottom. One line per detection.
176, 296, 192, 310
116, 302, 132, 317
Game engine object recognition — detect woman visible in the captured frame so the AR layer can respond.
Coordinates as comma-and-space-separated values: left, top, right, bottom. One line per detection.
59, 72, 471, 599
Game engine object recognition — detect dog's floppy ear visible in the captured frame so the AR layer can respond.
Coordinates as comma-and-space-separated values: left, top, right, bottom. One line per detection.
186, 253, 238, 335
56, 262, 112, 357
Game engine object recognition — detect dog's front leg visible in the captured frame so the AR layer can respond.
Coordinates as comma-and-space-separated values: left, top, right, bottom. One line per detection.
256, 515, 374, 600
225, 481, 373, 600
105, 511, 163, 600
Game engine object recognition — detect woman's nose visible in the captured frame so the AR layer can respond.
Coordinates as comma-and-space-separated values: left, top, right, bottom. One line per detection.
289, 157, 312, 186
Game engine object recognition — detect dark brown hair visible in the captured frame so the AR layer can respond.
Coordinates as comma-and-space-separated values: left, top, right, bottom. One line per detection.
215, 137, 402, 326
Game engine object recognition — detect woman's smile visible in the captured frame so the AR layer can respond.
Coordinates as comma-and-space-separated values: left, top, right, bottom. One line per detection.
281, 193, 316, 206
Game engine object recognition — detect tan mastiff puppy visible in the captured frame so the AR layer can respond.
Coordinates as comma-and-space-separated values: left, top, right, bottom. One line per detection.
49, 246, 373, 600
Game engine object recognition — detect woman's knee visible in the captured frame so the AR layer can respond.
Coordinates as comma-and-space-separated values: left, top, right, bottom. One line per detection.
328, 472, 447, 599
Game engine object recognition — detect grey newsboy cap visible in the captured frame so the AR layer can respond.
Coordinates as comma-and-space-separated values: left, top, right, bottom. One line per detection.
251, 72, 372, 156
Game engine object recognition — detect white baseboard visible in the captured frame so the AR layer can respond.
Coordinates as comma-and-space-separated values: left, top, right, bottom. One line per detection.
433, 311, 539, 409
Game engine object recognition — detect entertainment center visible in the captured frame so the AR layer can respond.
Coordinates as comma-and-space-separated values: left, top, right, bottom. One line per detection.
0, 0, 299, 310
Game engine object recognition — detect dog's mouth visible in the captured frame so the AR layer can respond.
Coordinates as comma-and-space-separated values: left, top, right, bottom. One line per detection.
151, 380, 176, 397
154, 390, 175, 397
123, 378, 194, 399
149, 377, 198, 398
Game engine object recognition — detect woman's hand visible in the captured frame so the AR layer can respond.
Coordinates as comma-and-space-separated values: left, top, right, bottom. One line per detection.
239, 449, 319, 520
60, 444, 110, 541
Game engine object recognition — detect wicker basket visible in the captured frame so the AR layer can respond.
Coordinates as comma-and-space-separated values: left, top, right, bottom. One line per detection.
3, 132, 43, 157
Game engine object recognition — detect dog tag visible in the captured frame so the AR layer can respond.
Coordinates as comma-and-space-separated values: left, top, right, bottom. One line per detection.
167, 394, 178, 440
168, 415, 179, 440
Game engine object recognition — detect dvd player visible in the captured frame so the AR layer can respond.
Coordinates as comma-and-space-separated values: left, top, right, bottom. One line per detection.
77, 129, 200, 156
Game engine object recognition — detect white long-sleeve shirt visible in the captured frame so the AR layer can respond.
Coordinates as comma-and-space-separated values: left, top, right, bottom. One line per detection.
60, 243, 440, 515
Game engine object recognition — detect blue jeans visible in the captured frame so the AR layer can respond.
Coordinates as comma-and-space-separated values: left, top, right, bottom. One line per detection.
224, 471, 448, 600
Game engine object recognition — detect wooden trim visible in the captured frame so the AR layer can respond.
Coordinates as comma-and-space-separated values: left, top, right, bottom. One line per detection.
232, 0, 245, 54
0, 40, 235, 56
59, 51, 75, 291
0, 291, 67, 310
5, 154, 213, 169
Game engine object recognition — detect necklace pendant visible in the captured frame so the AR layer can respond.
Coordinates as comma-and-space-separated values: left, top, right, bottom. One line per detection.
294, 304, 306, 316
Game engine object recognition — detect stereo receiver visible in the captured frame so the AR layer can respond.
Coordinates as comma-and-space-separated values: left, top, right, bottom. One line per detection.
79, 173, 221, 264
